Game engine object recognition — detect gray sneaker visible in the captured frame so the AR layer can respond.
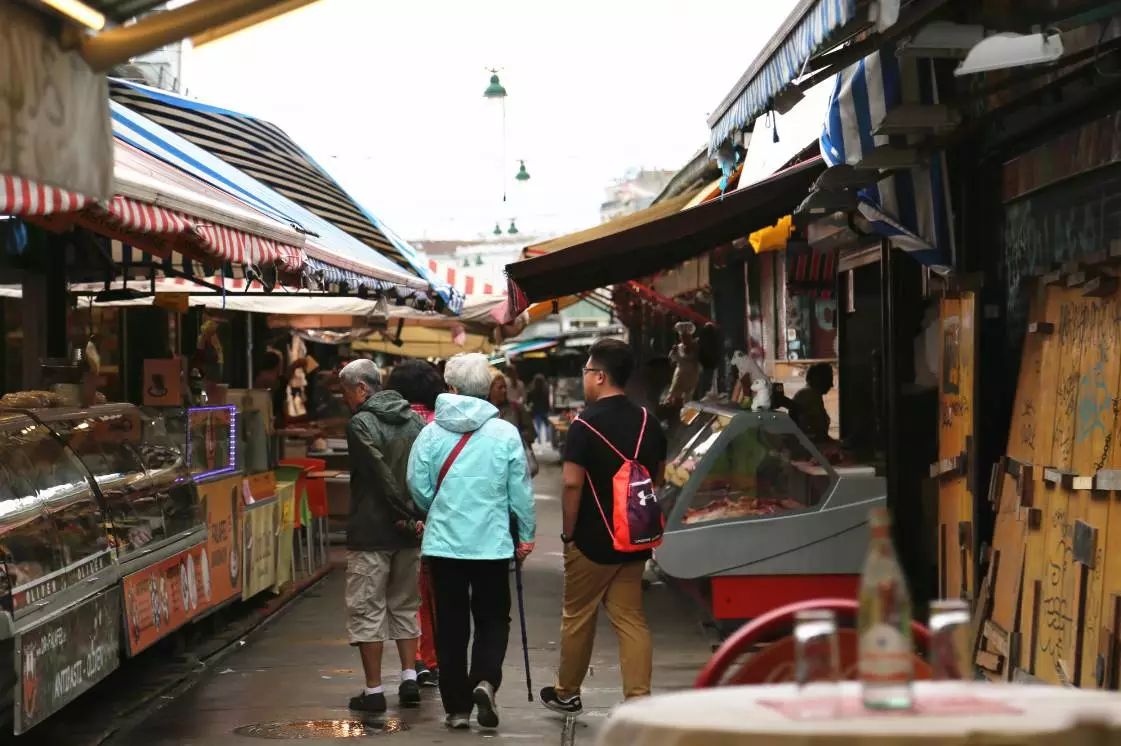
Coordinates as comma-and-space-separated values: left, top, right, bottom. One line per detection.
473, 681, 499, 729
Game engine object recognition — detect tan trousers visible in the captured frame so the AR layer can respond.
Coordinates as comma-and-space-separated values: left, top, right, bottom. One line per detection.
556, 546, 652, 700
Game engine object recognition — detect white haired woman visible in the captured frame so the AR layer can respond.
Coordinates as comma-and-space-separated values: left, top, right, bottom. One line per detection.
407, 353, 536, 731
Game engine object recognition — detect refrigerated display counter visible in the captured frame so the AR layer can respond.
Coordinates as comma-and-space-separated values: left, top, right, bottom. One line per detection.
655, 402, 884, 621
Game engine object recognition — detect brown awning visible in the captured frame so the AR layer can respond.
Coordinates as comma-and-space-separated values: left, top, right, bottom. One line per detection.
505, 157, 823, 314
522, 187, 702, 258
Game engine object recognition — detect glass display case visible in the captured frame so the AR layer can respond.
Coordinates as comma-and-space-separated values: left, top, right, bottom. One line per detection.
655, 403, 885, 591
0, 412, 110, 615
184, 405, 239, 482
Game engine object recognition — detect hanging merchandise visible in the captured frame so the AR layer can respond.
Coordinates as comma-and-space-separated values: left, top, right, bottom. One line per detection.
286, 335, 308, 420
194, 318, 225, 383
666, 322, 702, 406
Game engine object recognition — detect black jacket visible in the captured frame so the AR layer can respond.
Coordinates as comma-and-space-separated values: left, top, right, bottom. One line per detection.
346, 390, 424, 551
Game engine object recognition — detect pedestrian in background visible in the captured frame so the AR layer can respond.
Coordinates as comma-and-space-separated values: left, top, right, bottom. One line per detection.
386, 359, 447, 689
541, 339, 667, 714
490, 370, 537, 447
529, 374, 552, 446
506, 364, 527, 405
340, 360, 426, 714
408, 353, 536, 731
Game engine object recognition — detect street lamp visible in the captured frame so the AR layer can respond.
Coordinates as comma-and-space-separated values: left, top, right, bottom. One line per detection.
515, 160, 531, 181
483, 71, 507, 99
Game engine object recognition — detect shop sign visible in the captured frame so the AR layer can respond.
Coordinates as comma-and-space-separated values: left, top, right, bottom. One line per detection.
197, 475, 243, 609
154, 292, 190, 313
122, 542, 208, 656
15, 588, 121, 734
0, 3, 113, 201
273, 479, 296, 592
243, 499, 278, 600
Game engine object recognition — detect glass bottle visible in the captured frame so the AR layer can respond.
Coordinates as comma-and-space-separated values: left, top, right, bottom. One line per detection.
858, 506, 914, 710
929, 599, 971, 680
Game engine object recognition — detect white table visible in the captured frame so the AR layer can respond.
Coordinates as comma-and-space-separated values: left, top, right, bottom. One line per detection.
597, 681, 1121, 746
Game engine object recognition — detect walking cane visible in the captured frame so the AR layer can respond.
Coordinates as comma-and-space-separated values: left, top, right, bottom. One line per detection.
511, 518, 533, 702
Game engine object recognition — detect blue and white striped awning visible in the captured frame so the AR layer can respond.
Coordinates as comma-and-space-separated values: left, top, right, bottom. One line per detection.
708, 0, 858, 153
819, 47, 953, 272
109, 79, 465, 314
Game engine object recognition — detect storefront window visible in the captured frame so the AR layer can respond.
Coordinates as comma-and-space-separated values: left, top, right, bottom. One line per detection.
676, 417, 834, 527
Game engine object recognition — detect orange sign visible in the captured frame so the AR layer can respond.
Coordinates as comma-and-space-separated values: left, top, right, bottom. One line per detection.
197, 475, 244, 609
121, 542, 209, 656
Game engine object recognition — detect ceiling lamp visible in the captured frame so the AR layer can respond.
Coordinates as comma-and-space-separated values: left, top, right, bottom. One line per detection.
493, 222, 503, 236
475, 254, 484, 265
484, 71, 508, 99
515, 160, 531, 181
897, 21, 984, 59
955, 30, 1064, 77
508, 220, 519, 235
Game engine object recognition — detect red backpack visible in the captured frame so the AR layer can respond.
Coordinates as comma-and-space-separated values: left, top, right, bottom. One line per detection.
573, 408, 663, 552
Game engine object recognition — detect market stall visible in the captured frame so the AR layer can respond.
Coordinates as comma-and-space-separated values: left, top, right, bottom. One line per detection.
656, 402, 883, 622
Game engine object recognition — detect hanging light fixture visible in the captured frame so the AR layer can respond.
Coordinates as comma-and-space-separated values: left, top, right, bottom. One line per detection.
493, 222, 503, 235
515, 160, 531, 181
475, 254, 484, 266
483, 71, 508, 99
508, 220, 519, 235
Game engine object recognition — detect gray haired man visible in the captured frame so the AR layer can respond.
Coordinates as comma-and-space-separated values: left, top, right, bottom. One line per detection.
339, 359, 426, 713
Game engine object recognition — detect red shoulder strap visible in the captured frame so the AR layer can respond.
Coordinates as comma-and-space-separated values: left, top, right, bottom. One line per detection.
436, 432, 473, 495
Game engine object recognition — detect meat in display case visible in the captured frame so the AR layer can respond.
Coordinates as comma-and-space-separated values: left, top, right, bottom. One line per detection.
655, 402, 885, 621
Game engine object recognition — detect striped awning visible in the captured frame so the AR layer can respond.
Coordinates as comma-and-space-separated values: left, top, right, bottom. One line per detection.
820, 48, 953, 272
110, 99, 438, 297
708, 0, 859, 152
59, 194, 305, 271
1, 175, 93, 217
303, 256, 398, 292
108, 79, 429, 280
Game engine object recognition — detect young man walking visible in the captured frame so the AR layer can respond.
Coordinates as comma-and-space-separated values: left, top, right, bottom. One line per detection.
340, 359, 426, 713
541, 339, 667, 714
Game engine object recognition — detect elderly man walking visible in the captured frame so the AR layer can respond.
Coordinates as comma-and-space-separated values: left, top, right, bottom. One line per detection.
339, 359, 426, 714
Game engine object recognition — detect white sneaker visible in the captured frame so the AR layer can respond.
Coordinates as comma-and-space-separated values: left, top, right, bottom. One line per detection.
473, 681, 499, 729
445, 713, 470, 730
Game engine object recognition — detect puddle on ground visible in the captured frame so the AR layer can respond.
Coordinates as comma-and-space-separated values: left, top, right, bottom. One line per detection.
233, 718, 408, 739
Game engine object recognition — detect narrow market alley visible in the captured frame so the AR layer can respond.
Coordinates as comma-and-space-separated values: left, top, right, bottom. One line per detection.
101, 458, 715, 745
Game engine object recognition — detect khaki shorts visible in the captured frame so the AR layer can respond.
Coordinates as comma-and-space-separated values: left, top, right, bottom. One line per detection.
345, 549, 421, 644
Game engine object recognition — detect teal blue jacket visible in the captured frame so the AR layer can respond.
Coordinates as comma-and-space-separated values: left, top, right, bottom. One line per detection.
407, 394, 536, 560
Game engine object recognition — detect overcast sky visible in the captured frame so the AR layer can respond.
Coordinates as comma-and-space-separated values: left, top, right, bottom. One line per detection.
185, 0, 798, 243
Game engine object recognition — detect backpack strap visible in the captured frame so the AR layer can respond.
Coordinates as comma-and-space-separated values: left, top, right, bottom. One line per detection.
572, 416, 627, 461
632, 407, 648, 460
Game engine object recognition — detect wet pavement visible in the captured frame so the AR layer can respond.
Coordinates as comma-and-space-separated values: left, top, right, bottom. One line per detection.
103, 454, 716, 745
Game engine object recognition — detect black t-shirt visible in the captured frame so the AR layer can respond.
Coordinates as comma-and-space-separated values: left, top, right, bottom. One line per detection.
564, 395, 668, 564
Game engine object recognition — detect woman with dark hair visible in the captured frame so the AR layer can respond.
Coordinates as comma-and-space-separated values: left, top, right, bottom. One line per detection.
388, 359, 445, 417
386, 358, 446, 689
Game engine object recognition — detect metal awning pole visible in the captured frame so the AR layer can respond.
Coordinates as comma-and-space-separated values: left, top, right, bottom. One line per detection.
78, 0, 288, 71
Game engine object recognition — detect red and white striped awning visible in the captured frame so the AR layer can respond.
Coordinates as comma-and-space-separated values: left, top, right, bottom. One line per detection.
1, 174, 93, 216
426, 258, 499, 297
76, 195, 305, 272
